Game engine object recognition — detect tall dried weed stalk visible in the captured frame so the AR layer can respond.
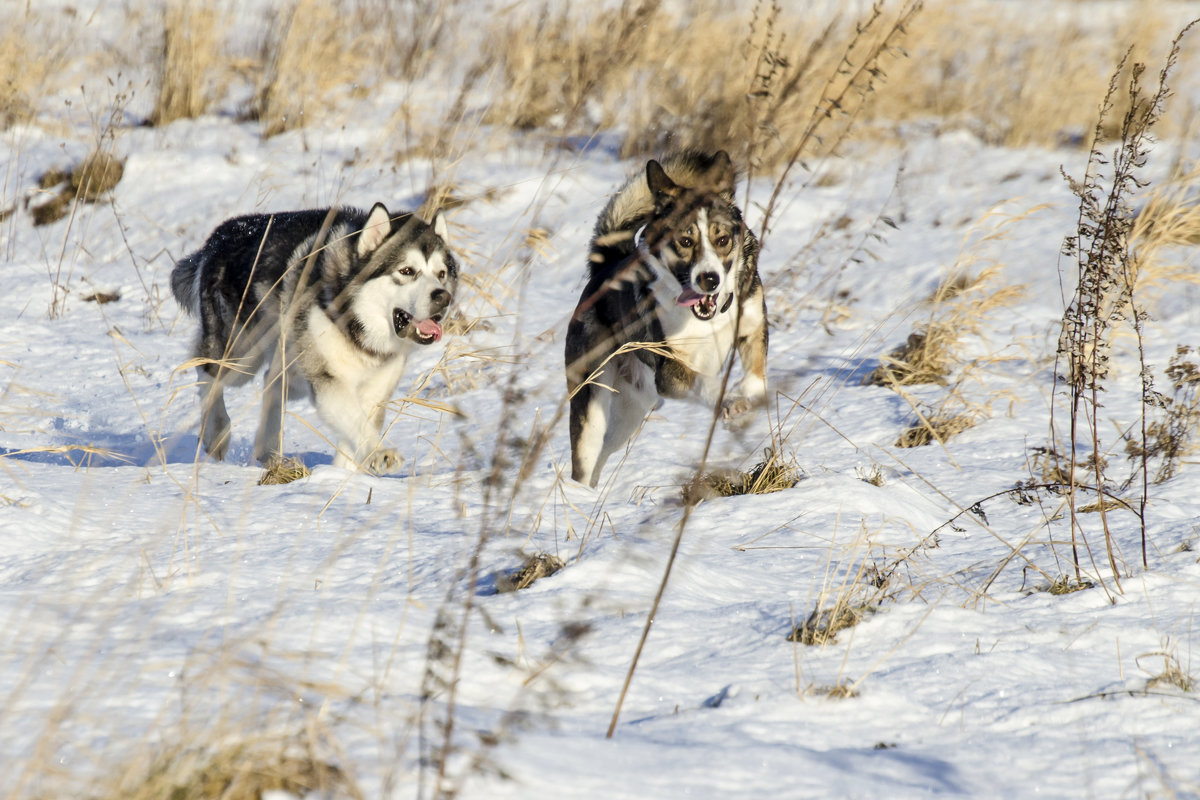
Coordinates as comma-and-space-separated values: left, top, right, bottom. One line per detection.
1053, 20, 1197, 581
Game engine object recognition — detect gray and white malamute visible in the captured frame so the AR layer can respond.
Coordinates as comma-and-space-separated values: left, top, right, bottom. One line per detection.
564, 150, 768, 487
171, 203, 457, 474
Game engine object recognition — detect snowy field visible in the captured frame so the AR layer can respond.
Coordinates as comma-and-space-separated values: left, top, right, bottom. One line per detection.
2, 2, 1200, 798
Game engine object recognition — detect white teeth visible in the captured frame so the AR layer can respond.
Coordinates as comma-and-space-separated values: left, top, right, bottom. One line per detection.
692, 295, 717, 320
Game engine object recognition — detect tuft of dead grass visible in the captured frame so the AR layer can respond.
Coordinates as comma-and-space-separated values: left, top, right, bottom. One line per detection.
856, 464, 887, 486
71, 151, 124, 202
1139, 640, 1195, 693
894, 408, 976, 448
496, 552, 565, 593
258, 456, 311, 486
806, 682, 860, 699
867, 330, 954, 388
31, 151, 125, 226
789, 560, 893, 647
1047, 576, 1094, 595
681, 448, 799, 505
81, 290, 121, 304
865, 266, 1024, 388
100, 734, 361, 800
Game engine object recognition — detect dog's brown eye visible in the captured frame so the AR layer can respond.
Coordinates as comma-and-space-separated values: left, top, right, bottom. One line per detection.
437, 270, 446, 280
715, 235, 730, 249
398, 266, 415, 276
677, 236, 694, 249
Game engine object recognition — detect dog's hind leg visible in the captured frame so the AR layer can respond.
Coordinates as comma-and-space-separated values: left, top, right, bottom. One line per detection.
253, 344, 286, 465
569, 379, 609, 488
599, 355, 657, 470
570, 355, 656, 487
197, 367, 232, 460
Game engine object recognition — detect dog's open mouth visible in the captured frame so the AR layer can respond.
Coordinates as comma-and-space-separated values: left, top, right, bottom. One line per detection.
393, 308, 444, 344
677, 289, 718, 321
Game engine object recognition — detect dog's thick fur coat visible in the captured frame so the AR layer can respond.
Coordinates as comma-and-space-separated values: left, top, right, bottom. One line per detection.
171, 204, 457, 473
564, 151, 769, 487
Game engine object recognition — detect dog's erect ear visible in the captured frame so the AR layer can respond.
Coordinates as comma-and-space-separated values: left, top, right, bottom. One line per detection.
646, 159, 679, 203
358, 203, 392, 257
706, 150, 736, 197
429, 209, 448, 243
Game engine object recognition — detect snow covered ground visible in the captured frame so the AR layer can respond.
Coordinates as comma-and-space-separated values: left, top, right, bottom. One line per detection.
3, 5, 1200, 799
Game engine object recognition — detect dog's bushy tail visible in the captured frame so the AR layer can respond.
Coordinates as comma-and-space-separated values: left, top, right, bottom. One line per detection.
170, 251, 203, 315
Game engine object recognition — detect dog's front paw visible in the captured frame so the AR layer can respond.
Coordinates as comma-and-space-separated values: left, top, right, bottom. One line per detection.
364, 448, 404, 475
721, 395, 761, 427
254, 444, 284, 466
202, 421, 231, 460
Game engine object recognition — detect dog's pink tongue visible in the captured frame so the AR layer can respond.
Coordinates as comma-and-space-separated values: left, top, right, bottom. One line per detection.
677, 288, 704, 307
415, 318, 443, 341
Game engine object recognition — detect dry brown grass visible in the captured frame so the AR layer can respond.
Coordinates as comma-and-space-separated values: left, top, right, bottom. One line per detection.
894, 407, 976, 448
681, 447, 800, 505
1128, 164, 1200, 299
865, 264, 1026, 388
481, 1, 664, 133
878, 0, 1188, 146
30, 151, 125, 226
258, 455, 311, 485
470, 0, 1197, 166
250, 0, 470, 137
0, 11, 74, 131
479, 1, 923, 169
150, 2, 227, 126
789, 543, 894, 647
97, 730, 361, 800
9, 0, 1196, 157
1139, 639, 1195, 693
1048, 576, 1095, 595
253, 0, 370, 137
496, 552, 565, 593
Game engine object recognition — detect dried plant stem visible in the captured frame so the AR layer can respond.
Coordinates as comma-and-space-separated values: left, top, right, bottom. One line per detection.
1054, 19, 1196, 583
607, 296, 754, 737
759, 0, 923, 247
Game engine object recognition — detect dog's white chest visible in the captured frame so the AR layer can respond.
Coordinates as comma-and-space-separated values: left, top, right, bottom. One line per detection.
305, 306, 366, 368
660, 305, 737, 377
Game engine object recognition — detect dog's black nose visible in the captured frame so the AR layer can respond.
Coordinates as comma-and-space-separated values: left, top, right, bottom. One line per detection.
431, 288, 451, 311
696, 272, 720, 293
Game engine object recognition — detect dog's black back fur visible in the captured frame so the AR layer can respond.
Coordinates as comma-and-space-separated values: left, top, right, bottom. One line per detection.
174, 209, 356, 369
173, 206, 453, 374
